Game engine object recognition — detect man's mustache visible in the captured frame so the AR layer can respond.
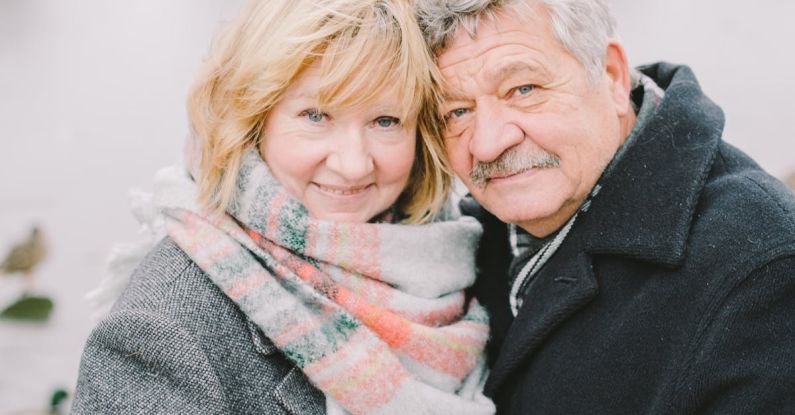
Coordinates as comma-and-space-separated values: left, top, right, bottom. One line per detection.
470, 147, 561, 187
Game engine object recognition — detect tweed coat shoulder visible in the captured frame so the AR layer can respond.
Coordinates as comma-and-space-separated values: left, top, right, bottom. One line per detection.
466, 63, 795, 414
72, 237, 325, 414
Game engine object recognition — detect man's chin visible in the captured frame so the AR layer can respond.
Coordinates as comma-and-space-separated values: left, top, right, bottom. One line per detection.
487, 202, 547, 225
478, 197, 565, 236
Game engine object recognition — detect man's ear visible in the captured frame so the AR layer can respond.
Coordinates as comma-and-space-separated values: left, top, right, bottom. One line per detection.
603, 41, 632, 116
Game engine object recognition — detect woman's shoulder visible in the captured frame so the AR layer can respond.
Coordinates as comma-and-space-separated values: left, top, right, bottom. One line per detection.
108, 236, 241, 332
103, 237, 285, 368
80, 237, 326, 414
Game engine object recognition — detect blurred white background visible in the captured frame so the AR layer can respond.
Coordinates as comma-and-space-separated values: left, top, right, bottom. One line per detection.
0, 0, 793, 412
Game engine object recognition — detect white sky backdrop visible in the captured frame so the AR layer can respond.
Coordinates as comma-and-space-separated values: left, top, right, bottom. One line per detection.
0, 0, 793, 411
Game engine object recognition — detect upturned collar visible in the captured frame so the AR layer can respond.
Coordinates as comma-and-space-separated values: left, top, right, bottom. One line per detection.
573, 63, 725, 267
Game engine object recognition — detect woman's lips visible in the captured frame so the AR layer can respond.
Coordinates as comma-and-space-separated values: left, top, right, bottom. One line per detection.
312, 183, 373, 196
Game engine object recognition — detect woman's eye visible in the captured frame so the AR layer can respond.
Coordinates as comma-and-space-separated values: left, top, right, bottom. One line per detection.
300, 109, 327, 123
514, 84, 535, 96
374, 116, 400, 128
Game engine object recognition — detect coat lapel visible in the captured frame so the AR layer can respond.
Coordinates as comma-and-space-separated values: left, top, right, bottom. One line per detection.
484, 249, 598, 395
273, 367, 326, 415
246, 318, 326, 415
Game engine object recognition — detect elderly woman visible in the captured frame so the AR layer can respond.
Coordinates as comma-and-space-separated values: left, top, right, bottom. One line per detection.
72, 0, 494, 414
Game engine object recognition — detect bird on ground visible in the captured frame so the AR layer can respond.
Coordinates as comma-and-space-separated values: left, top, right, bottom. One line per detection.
1, 226, 47, 292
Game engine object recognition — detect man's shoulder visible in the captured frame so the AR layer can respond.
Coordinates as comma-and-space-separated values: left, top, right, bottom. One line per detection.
700, 142, 795, 237
683, 141, 795, 275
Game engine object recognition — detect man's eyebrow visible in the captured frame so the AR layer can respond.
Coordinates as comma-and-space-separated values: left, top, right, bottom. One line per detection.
441, 61, 547, 103
442, 89, 471, 103
492, 61, 545, 81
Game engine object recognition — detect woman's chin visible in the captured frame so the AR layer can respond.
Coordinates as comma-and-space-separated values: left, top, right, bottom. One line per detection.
308, 210, 373, 223
304, 186, 400, 223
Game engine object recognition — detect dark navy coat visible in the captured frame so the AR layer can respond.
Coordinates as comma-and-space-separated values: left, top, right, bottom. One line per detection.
465, 63, 795, 414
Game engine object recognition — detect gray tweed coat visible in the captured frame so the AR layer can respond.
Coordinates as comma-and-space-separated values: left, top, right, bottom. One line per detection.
72, 237, 326, 414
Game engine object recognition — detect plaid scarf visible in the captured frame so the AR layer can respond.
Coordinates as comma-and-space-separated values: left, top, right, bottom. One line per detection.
155, 148, 494, 415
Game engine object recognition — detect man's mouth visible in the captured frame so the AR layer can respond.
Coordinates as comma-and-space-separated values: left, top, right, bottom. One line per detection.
481, 168, 542, 187
487, 167, 532, 181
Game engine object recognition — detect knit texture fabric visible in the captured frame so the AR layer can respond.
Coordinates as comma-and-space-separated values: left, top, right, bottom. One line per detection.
155, 147, 494, 415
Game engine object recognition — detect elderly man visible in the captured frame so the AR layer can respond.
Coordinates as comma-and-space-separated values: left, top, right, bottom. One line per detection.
416, 0, 795, 413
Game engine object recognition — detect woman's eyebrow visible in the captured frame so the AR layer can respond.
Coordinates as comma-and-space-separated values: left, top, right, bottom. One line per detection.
286, 90, 317, 100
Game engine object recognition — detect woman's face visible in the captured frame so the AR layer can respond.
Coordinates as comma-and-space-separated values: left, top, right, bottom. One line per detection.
260, 63, 417, 223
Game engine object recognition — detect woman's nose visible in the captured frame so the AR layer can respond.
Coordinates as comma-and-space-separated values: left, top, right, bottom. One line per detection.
325, 130, 374, 181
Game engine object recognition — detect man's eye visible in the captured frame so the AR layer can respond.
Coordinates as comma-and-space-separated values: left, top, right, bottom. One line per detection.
300, 109, 327, 122
446, 108, 469, 121
374, 116, 400, 128
514, 85, 535, 96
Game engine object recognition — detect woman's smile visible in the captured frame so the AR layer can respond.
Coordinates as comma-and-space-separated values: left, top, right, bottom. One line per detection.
312, 182, 374, 197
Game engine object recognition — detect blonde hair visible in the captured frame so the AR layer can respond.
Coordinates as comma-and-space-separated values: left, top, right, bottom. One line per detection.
187, 0, 451, 224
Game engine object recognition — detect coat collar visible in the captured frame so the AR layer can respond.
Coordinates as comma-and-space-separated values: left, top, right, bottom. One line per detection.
483, 63, 726, 396
575, 63, 724, 267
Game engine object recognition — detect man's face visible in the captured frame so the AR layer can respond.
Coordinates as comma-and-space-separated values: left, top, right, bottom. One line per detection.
437, 4, 631, 236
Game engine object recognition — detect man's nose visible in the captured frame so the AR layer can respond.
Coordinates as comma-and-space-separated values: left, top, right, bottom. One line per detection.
469, 101, 524, 163
326, 129, 374, 181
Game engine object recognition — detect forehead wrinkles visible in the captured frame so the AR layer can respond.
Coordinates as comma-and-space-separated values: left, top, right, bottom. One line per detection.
438, 4, 556, 70
439, 29, 554, 92
440, 47, 547, 102
438, 28, 533, 70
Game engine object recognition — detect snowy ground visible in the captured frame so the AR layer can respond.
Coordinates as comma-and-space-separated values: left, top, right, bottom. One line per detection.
1, 0, 793, 412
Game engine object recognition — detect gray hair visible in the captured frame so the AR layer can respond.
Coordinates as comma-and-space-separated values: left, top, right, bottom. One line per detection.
415, 0, 618, 81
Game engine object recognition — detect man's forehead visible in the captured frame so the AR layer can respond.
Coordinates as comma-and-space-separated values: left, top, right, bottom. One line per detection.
436, 5, 550, 70
440, 58, 547, 102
